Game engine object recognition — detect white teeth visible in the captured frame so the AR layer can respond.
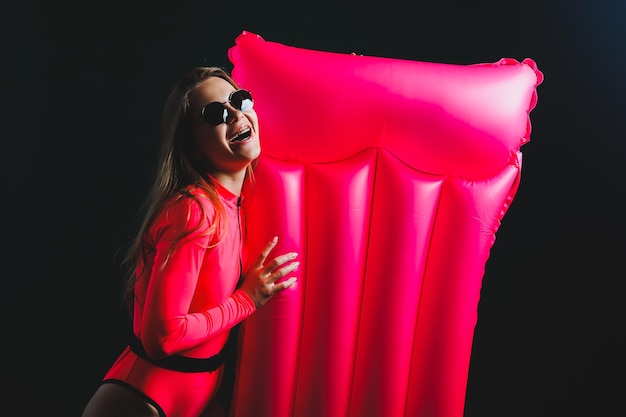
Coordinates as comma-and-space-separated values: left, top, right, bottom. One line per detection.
230, 127, 251, 142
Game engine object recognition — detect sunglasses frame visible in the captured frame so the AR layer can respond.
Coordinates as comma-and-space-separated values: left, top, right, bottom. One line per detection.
194, 89, 254, 126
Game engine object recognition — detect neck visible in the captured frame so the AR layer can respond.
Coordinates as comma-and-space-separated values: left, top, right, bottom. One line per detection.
209, 170, 246, 196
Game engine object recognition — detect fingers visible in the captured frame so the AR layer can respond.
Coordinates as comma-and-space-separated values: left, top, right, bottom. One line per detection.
266, 263, 298, 298
273, 276, 298, 293
264, 251, 298, 276
268, 259, 299, 285
254, 236, 279, 267
255, 236, 298, 279
242, 236, 300, 306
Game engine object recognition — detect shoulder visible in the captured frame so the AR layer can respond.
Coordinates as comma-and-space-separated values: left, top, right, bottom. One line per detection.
159, 186, 217, 231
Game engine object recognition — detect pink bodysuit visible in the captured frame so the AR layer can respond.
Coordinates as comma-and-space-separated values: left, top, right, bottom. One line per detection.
102, 178, 256, 417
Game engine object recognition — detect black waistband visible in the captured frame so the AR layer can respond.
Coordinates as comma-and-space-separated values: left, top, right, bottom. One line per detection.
129, 333, 226, 373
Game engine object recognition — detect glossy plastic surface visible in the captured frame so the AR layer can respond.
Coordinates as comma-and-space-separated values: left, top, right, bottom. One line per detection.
229, 31, 543, 417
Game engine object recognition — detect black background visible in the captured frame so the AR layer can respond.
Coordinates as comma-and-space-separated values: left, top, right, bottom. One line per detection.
2, 1, 625, 416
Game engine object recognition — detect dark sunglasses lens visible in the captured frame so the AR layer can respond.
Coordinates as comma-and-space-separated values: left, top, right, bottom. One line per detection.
202, 102, 228, 125
231, 90, 253, 111
199, 90, 253, 125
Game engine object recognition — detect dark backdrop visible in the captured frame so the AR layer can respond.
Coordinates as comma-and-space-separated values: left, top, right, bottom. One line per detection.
2, 1, 625, 416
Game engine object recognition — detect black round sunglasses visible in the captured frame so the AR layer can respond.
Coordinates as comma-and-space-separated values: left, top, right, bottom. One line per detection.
194, 89, 254, 126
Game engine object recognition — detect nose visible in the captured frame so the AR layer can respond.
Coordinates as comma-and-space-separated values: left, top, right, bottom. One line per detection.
226, 105, 244, 124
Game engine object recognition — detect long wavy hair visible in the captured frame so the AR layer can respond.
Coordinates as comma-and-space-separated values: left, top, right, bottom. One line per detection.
121, 67, 255, 311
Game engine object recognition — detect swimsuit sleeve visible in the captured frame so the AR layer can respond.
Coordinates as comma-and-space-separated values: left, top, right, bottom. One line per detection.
139, 195, 256, 359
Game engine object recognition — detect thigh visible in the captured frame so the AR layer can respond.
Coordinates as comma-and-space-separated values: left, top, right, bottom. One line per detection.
81, 382, 161, 417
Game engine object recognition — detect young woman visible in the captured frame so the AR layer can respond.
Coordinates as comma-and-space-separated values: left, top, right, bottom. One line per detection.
81, 67, 299, 417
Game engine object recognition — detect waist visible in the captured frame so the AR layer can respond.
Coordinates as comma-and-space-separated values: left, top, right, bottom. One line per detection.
128, 333, 229, 373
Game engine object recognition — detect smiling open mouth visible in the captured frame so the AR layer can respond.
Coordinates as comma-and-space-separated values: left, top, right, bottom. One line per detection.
229, 128, 251, 143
